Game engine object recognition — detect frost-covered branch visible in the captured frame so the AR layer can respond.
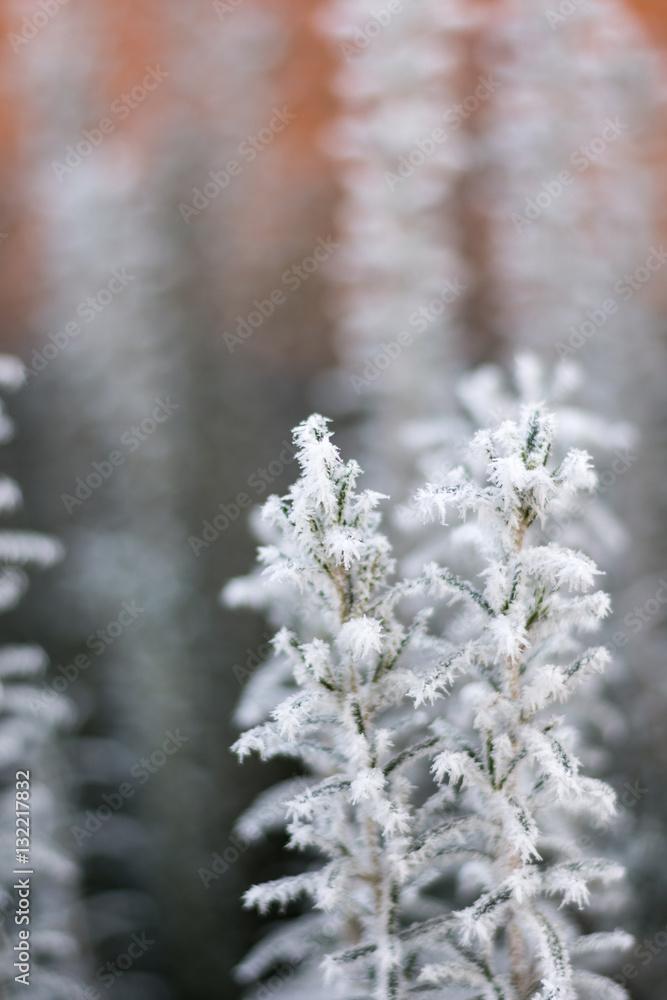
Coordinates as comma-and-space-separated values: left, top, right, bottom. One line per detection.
227, 415, 466, 998
415, 402, 630, 999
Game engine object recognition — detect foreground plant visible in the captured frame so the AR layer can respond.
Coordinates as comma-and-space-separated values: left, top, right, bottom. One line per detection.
228, 407, 630, 999
227, 414, 455, 998
414, 403, 630, 999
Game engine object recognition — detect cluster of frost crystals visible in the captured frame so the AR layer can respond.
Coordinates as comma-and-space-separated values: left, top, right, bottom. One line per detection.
0, 359, 85, 999
400, 354, 634, 566
227, 414, 496, 999
413, 403, 631, 1000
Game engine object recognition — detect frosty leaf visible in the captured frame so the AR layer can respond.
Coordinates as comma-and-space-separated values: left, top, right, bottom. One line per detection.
572, 970, 630, 999
236, 778, 314, 840
272, 690, 328, 741
570, 931, 633, 955
0, 567, 28, 612
0, 354, 25, 389
553, 449, 597, 494
521, 911, 573, 988
523, 544, 603, 592
455, 885, 514, 945
0, 644, 46, 678
419, 960, 489, 989
337, 616, 383, 659
0, 476, 21, 513
349, 766, 385, 804
545, 859, 625, 908
292, 414, 342, 518
235, 913, 331, 982
488, 613, 528, 661
324, 525, 363, 569
523, 726, 581, 800
432, 749, 481, 787
415, 476, 485, 525
0, 531, 63, 567
244, 870, 325, 914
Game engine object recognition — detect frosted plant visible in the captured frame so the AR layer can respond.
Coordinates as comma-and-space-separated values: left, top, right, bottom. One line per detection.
413, 402, 631, 999
226, 414, 509, 998
0, 357, 86, 998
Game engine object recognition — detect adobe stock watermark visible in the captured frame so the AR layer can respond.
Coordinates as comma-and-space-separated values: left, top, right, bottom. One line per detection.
198, 777, 310, 887
198, 833, 250, 888
74, 932, 155, 999
556, 246, 667, 359
71, 729, 189, 846
350, 278, 467, 393
385, 74, 500, 190
542, 446, 638, 543
338, 0, 403, 63
29, 599, 144, 715
546, 0, 588, 30
213, 0, 244, 19
26, 267, 135, 378
51, 67, 169, 180
8, 0, 69, 54
232, 633, 273, 685
61, 397, 179, 514
605, 577, 667, 655
512, 117, 629, 233
247, 960, 304, 1000
179, 107, 295, 224
614, 922, 667, 990
222, 236, 339, 353
189, 440, 297, 555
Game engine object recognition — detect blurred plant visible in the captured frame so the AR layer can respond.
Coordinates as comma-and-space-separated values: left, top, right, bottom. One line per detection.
316, 0, 477, 489
0, 357, 86, 999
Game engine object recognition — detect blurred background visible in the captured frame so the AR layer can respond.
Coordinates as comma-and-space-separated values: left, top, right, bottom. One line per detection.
0, 0, 666, 997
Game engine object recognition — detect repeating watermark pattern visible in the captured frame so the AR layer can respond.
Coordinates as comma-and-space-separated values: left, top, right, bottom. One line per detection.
74, 932, 155, 999
606, 577, 667, 654
51, 67, 169, 180
8, 0, 69, 54
198, 833, 250, 888
511, 118, 629, 233
231, 634, 273, 685
385, 75, 500, 190
71, 729, 189, 846
29, 600, 144, 714
614, 923, 667, 990
248, 960, 304, 1000
338, 1, 404, 63
198, 776, 310, 887
542, 446, 639, 541
556, 246, 667, 359
350, 278, 467, 393
222, 236, 339, 353
61, 397, 179, 513
189, 440, 297, 555
179, 107, 296, 224
27, 268, 135, 378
